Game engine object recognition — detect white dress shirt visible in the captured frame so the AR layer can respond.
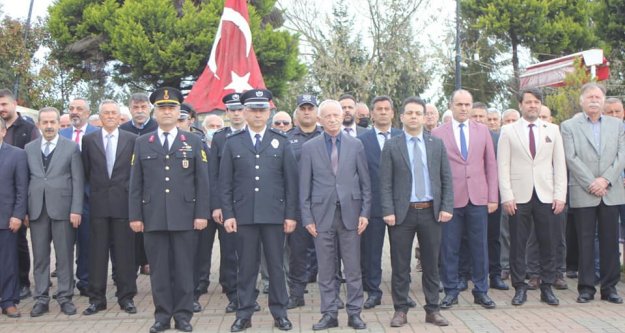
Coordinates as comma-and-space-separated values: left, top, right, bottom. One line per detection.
40, 134, 60, 154
452, 118, 470, 153
158, 127, 178, 150
102, 128, 119, 158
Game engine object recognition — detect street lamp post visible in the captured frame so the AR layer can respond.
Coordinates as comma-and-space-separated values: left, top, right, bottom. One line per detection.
13, 0, 35, 101
454, 0, 462, 90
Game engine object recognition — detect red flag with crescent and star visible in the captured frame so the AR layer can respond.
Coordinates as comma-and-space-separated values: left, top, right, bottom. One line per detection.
185, 0, 267, 113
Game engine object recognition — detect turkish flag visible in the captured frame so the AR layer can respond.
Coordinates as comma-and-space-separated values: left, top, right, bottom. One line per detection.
185, 0, 267, 113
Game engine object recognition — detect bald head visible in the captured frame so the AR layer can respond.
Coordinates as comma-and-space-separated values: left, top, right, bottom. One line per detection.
539, 105, 553, 123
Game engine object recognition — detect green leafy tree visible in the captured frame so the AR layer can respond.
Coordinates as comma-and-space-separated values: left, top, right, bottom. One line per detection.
594, 0, 625, 97
47, 0, 304, 98
462, 0, 597, 92
544, 58, 591, 123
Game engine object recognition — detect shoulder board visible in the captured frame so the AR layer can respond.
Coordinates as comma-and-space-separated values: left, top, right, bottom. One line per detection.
269, 128, 288, 137
226, 129, 246, 138
214, 127, 228, 134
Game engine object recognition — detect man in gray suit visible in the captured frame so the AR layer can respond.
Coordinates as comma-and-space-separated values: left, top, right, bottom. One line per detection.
24, 107, 84, 317
380, 97, 454, 327
300, 99, 371, 330
561, 82, 625, 304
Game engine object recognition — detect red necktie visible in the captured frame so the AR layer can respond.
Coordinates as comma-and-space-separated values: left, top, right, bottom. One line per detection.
74, 129, 82, 144
529, 124, 536, 159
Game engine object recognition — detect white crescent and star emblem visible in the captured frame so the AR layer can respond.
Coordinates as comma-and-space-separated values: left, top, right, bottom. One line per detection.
208, 7, 254, 92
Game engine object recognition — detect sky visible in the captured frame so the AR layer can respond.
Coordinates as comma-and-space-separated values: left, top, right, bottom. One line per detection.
0, 0, 51, 20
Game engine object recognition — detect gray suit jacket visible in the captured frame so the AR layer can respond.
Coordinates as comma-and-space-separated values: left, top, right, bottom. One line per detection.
380, 132, 454, 223
299, 132, 371, 232
561, 115, 625, 208
25, 136, 84, 220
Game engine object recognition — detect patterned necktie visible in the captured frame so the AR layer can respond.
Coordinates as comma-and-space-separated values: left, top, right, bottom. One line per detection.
162, 132, 170, 152
528, 124, 536, 159
331, 136, 339, 175
105, 134, 115, 178
412, 137, 426, 199
254, 133, 261, 152
344, 127, 353, 137
459, 123, 468, 160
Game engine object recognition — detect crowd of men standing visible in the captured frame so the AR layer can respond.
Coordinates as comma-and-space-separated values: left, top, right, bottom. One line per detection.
0, 82, 623, 333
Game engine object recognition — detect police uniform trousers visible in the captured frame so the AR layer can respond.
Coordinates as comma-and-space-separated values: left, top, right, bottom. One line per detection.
88, 217, 137, 307
194, 221, 238, 300
236, 224, 288, 320
144, 230, 197, 323
287, 220, 314, 298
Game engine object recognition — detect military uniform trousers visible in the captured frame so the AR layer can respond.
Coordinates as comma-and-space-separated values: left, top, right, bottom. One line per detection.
144, 230, 197, 323
236, 224, 288, 320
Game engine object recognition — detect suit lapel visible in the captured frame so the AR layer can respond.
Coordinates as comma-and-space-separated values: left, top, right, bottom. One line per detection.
366, 130, 381, 156
47, 138, 67, 175
536, 122, 549, 157
424, 133, 434, 177
169, 132, 185, 156
147, 132, 165, 155
578, 116, 599, 153
398, 133, 411, 171
600, 118, 608, 155
467, 121, 479, 159
94, 129, 106, 158
257, 131, 273, 153
444, 123, 462, 159
337, 133, 348, 176
512, 121, 532, 159
242, 128, 257, 154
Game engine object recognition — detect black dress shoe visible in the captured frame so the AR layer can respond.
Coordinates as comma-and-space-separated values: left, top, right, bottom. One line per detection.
230, 318, 252, 332
312, 314, 338, 330
577, 293, 594, 303
77, 286, 89, 297
458, 277, 468, 291
540, 287, 559, 305
121, 301, 137, 314
439, 294, 458, 309
363, 296, 381, 309
565, 270, 578, 279
473, 293, 496, 309
195, 281, 209, 295
60, 302, 77, 315
19, 286, 31, 300
274, 317, 293, 331
254, 301, 261, 312
30, 302, 49, 317
149, 321, 170, 333
192, 300, 202, 313
82, 303, 106, 315
225, 300, 237, 313
511, 286, 527, 306
51, 270, 57, 278
490, 276, 509, 290
262, 285, 269, 294
407, 296, 417, 308
347, 314, 367, 330
287, 296, 305, 309
175, 319, 193, 332
601, 293, 623, 304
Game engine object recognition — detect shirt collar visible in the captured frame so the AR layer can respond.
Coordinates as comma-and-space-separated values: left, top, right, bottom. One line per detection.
584, 113, 602, 123
72, 123, 88, 132
158, 127, 178, 139
102, 127, 119, 138
452, 118, 469, 128
519, 117, 543, 127
404, 130, 424, 143
248, 126, 267, 140
42, 134, 60, 147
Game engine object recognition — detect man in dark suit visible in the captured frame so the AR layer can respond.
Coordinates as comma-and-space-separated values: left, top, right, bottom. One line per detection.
129, 87, 210, 333
119, 93, 157, 276
286, 94, 323, 309
0, 88, 39, 300
59, 98, 98, 296
300, 99, 371, 330
380, 97, 454, 327
206, 93, 248, 313
561, 83, 625, 304
25, 107, 84, 317
431, 90, 499, 310
356, 96, 401, 309
81, 100, 138, 315
220, 89, 298, 332
0, 117, 28, 318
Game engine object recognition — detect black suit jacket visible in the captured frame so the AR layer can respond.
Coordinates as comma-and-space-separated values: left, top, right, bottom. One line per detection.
82, 129, 137, 219
129, 130, 210, 231
357, 127, 401, 218
0, 143, 28, 228
380, 132, 454, 223
208, 127, 235, 211
220, 128, 298, 224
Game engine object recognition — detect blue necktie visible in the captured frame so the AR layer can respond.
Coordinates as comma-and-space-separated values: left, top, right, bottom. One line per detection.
459, 123, 468, 160
254, 133, 261, 152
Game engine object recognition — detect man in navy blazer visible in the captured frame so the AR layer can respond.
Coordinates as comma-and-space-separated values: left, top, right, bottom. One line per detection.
357, 96, 402, 309
59, 98, 98, 295
0, 117, 28, 318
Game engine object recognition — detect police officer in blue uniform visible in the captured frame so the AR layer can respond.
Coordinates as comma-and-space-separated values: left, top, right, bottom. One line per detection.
220, 89, 298, 332
129, 87, 210, 333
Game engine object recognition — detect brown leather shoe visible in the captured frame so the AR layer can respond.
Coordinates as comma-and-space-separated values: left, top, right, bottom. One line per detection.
425, 312, 449, 326
527, 276, 540, 290
390, 311, 407, 327
553, 274, 568, 290
3, 306, 21, 318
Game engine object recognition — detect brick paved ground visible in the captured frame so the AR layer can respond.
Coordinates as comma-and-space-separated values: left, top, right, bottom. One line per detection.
1, 237, 623, 333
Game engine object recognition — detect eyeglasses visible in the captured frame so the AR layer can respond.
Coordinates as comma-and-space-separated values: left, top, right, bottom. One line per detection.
274, 121, 291, 126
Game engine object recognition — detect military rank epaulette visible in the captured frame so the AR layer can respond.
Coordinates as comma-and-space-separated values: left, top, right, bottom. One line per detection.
226, 128, 246, 139
269, 127, 288, 137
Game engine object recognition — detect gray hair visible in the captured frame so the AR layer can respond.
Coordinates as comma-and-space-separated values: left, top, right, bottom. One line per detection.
502, 108, 520, 119
38, 107, 61, 121
98, 99, 120, 113
317, 99, 343, 116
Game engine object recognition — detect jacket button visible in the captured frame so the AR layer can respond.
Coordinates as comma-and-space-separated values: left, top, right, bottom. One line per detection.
255, 188, 259, 192
255, 165, 259, 169
255, 176, 259, 181
165, 166, 170, 170
165, 177, 170, 181
165, 189, 170, 193
166, 155, 170, 159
